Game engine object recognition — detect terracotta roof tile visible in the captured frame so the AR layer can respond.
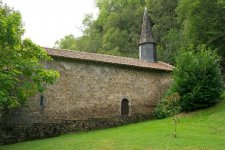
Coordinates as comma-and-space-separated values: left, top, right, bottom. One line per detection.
44, 47, 174, 72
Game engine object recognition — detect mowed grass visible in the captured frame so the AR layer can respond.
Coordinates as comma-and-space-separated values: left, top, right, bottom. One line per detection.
1, 94, 225, 150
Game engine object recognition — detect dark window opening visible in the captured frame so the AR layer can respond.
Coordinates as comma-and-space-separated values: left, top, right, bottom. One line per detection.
40, 95, 44, 107
121, 99, 129, 116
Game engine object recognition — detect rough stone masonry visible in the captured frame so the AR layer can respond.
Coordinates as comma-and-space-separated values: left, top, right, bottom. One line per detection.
0, 8, 173, 145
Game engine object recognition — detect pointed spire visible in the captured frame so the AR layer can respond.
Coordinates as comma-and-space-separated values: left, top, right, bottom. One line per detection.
139, 7, 157, 63
139, 7, 156, 45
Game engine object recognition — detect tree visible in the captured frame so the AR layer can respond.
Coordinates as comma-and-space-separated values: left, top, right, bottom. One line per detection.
146, 0, 225, 66
0, 2, 59, 110
146, 0, 180, 64
177, 0, 225, 67
55, 34, 77, 50
173, 45, 223, 111
55, 0, 225, 67
155, 45, 223, 119
56, 0, 145, 58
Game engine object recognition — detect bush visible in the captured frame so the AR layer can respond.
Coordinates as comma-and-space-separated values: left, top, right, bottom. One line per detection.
155, 89, 181, 119
173, 45, 224, 111
155, 45, 224, 117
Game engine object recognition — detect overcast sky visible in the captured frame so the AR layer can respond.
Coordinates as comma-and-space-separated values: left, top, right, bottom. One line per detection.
2, 0, 99, 47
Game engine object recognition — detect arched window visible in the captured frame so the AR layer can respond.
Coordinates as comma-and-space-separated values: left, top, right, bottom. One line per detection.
40, 95, 45, 107
121, 99, 129, 116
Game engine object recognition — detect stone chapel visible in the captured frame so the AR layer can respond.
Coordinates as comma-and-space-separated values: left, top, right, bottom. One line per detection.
0, 8, 173, 144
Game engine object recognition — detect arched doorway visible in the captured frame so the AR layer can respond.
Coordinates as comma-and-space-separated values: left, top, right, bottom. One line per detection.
121, 99, 129, 116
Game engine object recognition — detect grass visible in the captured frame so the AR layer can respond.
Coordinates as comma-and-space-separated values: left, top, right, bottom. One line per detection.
1, 94, 225, 150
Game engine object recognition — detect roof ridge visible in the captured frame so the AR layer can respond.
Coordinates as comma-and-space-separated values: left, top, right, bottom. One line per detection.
43, 47, 140, 61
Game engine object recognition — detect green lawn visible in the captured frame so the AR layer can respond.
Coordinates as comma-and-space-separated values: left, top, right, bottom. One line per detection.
1, 94, 225, 150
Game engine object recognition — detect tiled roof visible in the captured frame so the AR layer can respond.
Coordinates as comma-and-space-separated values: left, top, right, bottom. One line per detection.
44, 47, 174, 72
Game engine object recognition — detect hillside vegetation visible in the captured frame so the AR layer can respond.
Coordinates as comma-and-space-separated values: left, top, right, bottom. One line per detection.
1, 93, 225, 150
56, 0, 225, 66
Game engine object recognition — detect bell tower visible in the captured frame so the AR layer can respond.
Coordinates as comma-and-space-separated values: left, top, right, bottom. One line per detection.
139, 7, 157, 63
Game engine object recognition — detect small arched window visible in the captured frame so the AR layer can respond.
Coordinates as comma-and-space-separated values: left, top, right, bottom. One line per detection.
40, 95, 45, 107
121, 99, 129, 116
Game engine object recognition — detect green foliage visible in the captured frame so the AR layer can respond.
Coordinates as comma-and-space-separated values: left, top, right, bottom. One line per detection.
55, 0, 225, 67
154, 89, 181, 119
55, 34, 77, 50
146, 0, 225, 66
173, 45, 224, 111
55, 0, 145, 58
177, 0, 225, 66
0, 2, 59, 109
155, 45, 224, 117
146, 0, 180, 64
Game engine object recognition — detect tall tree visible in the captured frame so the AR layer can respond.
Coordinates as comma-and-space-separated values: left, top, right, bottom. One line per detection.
56, 0, 145, 58
146, 0, 180, 64
177, 0, 225, 66
56, 0, 225, 66
55, 34, 77, 50
0, 2, 59, 110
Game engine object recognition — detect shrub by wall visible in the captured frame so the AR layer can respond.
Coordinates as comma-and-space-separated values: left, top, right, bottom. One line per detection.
154, 89, 181, 118
174, 45, 224, 111
155, 45, 224, 117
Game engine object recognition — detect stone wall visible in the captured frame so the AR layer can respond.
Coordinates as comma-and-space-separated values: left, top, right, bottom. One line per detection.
4, 58, 171, 126
0, 114, 153, 145
0, 57, 171, 144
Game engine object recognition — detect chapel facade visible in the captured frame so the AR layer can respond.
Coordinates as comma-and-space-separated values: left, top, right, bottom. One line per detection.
5, 8, 173, 125
0, 9, 173, 144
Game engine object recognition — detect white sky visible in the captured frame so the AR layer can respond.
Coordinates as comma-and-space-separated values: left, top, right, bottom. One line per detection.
2, 0, 99, 47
